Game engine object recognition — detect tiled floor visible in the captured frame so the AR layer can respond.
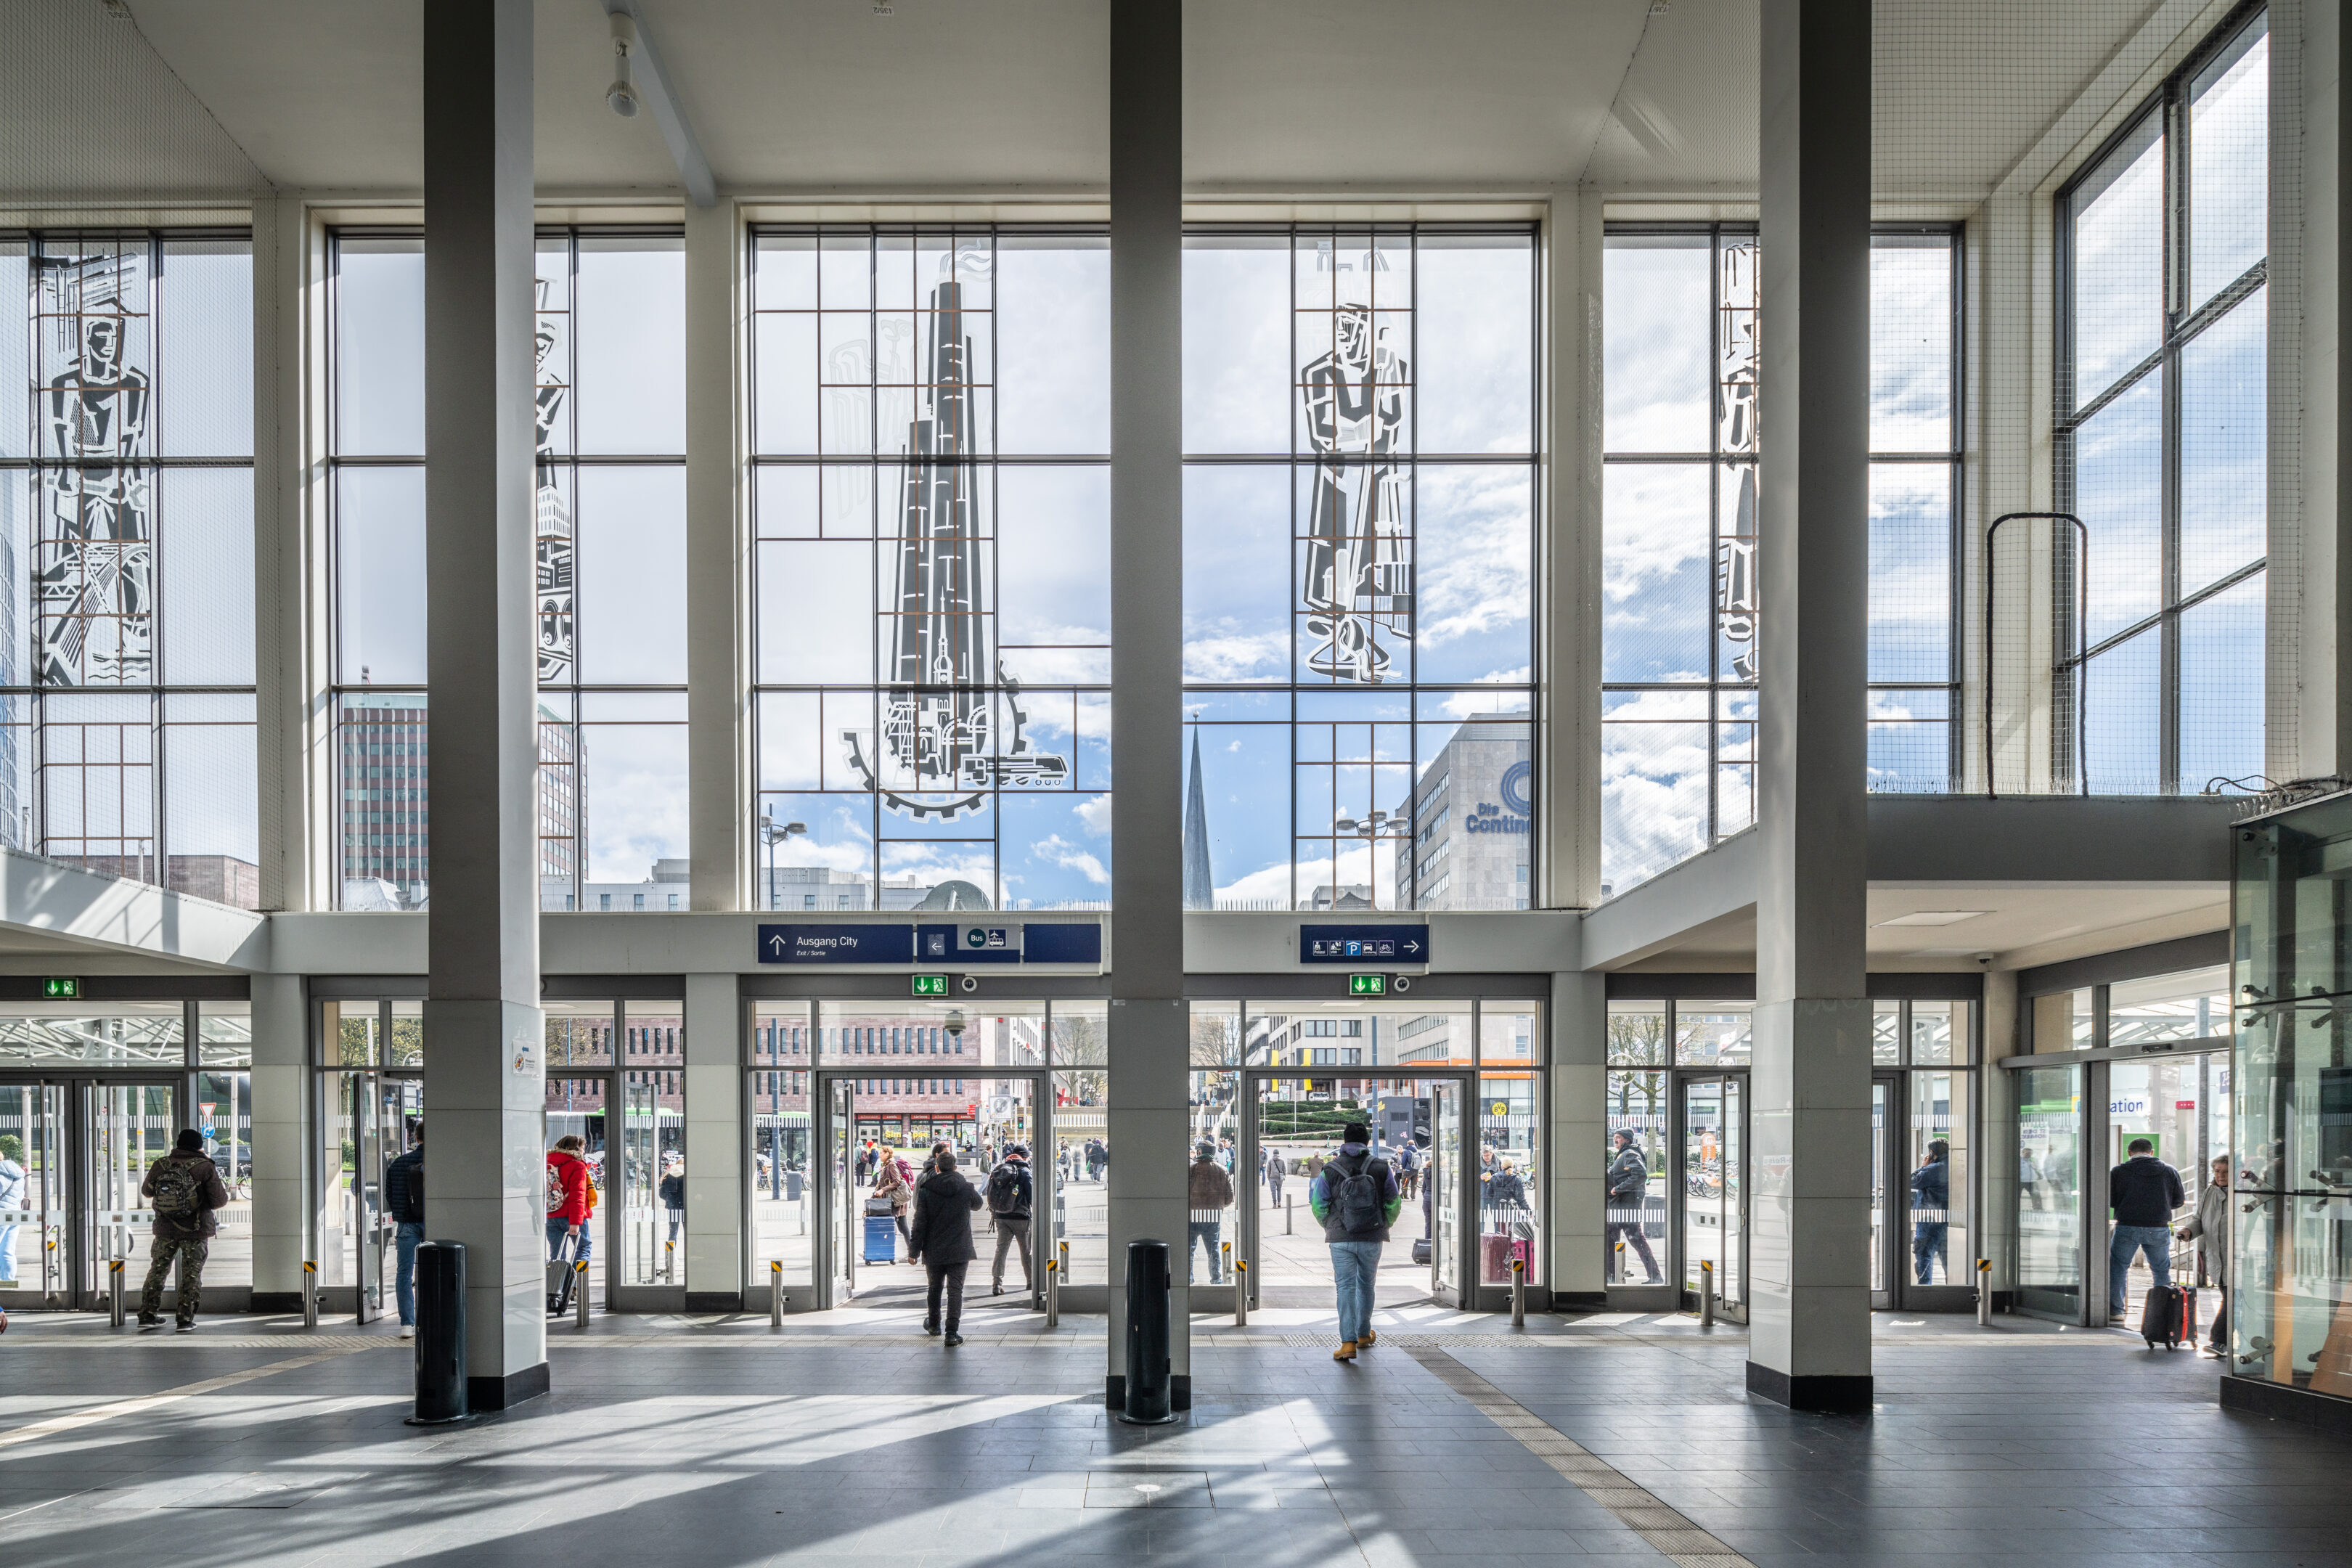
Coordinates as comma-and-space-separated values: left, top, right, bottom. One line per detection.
0, 1307, 2343, 1567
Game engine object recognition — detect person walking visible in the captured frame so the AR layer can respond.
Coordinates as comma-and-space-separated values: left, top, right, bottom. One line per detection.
658, 1153, 685, 1278
383, 1122, 425, 1339
2108, 1135, 2186, 1318
1395, 1138, 1419, 1201
984, 1143, 1034, 1295
1264, 1146, 1286, 1209
1604, 1130, 1664, 1283
545, 1133, 595, 1307
1908, 1139, 1951, 1285
0, 1133, 26, 1286
873, 1147, 914, 1262
2177, 1153, 2233, 1357
136, 1129, 229, 1333
908, 1149, 984, 1347
1309, 1120, 1399, 1363
1186, 1141, 1235, 1283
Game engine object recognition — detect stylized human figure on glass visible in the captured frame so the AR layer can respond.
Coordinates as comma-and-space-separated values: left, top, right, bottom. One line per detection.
1301, 295, 1410, 685
36, 250, 152, 687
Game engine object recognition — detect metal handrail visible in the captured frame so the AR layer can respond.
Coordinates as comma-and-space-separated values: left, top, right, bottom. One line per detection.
1983, 512, 2088, 798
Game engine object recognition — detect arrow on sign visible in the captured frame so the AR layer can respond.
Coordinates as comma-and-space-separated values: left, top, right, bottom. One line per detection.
769, 934, 789, 956
1403, 940, 1421, 954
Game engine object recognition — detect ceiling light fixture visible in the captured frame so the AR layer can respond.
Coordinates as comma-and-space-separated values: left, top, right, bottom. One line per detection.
605, 12, 641, 118
1871, 910, 1990, 928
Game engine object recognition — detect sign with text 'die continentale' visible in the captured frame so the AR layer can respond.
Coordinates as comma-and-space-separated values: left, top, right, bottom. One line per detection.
759, 924, 913, 965
1299, 924, 1429, 966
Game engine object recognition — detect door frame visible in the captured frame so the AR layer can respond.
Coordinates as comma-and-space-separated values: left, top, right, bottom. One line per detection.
0, 1072, 187, 1311
1673, 1071, 1748, 1325
1234, 1066, 1478, 1312
807, 1064, 1052, 1312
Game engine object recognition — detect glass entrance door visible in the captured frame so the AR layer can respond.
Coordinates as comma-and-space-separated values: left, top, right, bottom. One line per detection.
2016, 1064, 2085, 1320
82, 1081, 179, 1308
1871, 1077, 1893, 1307
0, 1082, 65, 1305
818, 1077, 855, 1306
1680, 1075, 1746, 1322
1238, 1071, 1469, 1311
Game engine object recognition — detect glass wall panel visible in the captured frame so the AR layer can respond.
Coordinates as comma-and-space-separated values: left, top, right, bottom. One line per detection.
748, 1004, 814, 1293
1908, 1069, 1968, 1287
1675, 1004, 1752, 1067
1050, 1000, 1108, 1284
194, 1067, 251, 1289
0, 1002, 183, 1066
1602, 228, 1959, 889
2017, 1064, 2083, 1312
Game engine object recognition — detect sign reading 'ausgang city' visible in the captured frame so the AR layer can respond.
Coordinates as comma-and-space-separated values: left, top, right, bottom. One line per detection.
758, 924, 913, 964
1299, 924, 1430, 965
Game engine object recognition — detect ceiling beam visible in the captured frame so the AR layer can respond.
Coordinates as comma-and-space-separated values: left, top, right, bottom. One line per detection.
602, 0, 716, 207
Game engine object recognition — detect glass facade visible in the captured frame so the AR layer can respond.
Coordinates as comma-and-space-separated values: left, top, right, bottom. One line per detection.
0, 232, 258, 906
750, 226, 1110, 911
330, 227, 688, 912
2231, 794, 2352, 1403
2057, 11, 2269, 795
1600, 227, 1959, 894
1182, 227, 1537, 911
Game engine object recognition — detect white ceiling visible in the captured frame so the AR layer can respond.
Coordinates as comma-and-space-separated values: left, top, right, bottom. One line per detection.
0, 0, 2186, 203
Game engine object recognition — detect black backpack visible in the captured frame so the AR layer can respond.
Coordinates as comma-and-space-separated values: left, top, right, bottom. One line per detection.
987, 1161, 1029, 1215
1329, 1153, 1388, 1236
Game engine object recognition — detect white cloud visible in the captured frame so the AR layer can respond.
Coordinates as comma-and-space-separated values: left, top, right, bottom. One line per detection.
1032, 833, 1109, 886
1440, 674, 1531, 719
1074, 794, 1112, 837
1183, 629, 1289, 682
1416, 466, 1532, 650
1213, 844, 1399, 910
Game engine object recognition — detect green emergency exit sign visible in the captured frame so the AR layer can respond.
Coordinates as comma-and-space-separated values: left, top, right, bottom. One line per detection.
1349, 973, 1387, 997
41, 976, 78, 1000
911, 974, 949, 997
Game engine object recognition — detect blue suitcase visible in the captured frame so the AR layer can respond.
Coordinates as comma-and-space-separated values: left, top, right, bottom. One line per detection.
863, 1214, 898, 1264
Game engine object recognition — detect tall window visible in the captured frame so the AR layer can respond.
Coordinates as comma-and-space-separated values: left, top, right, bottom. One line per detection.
1601, 226, 1961, 895
1182, 226, 1537, 911
2059, 9, 2267, 794
0, 232, 258, 907
749, 226, 1110, 910
329, 227, 685, 912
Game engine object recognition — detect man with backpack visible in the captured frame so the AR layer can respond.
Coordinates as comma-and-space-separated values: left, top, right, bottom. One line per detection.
1309, 1121, 1400, 1362
1186, 1141, 1236, 1283
984, 1143, 1033, 1296
383, 1121, 425, 1338
136, 1129, 229, 1333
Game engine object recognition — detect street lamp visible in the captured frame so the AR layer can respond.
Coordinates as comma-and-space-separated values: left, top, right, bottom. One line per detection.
759, 806, 807, 910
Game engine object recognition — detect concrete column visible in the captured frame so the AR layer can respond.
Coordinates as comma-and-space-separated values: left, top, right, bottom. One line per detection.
1745, 0, 1874, 1415
1544, 186, 1604, 909
248, 972, 308, 1307
1549, 970, 1606, 1304
1106, 0, 1190, 1408
682, 973, 741, 1307
420, 0, 547, 1412
252, 197, 302, 911
686, 200, 745, 912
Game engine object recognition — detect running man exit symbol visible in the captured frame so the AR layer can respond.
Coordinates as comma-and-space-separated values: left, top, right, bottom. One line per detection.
1349, 973, 1387, 997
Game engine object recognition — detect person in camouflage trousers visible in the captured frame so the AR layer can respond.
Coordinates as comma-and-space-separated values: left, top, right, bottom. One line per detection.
138, 1130, 228, 1332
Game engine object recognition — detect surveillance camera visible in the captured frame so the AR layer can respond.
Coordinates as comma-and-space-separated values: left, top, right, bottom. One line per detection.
1975, 954, 1995, 966
957, 973, 979, 995
944, 1008, 967, 1037
1392, 974, 1413, 995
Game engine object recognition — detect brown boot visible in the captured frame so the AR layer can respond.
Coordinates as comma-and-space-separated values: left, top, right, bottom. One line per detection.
1333, 1340, 1357, 1361
1360, 1328, 1377, 1347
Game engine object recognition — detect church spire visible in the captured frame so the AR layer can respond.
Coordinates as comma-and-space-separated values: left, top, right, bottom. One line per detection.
1183, 726, 1213, 910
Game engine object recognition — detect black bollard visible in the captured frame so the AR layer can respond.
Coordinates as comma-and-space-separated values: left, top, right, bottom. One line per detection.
406, 1240, 469, 1426
1119, 1238, 1178, 1425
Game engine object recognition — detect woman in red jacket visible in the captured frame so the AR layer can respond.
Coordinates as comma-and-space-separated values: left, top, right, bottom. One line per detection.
547, 1135, 595, 1265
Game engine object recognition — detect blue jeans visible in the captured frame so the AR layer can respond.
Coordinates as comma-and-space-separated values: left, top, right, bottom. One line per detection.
394, 1220, 425, 1324
547, 1216, 592, 1263
1330, 1239, 1381, 1343
1186, 1220, 1222, 1282
2109, 1223, 2171, 1312
1911, 1221, 1948, 1285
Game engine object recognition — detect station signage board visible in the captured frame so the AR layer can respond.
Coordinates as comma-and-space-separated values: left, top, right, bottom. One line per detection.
1299, 924, 1429, 965
757, 924, 913, 964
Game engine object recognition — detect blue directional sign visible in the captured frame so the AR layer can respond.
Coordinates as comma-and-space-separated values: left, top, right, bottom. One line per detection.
1299, 923, 1430, 965
758, 924, 913, 964
1021, 923, 1103, 965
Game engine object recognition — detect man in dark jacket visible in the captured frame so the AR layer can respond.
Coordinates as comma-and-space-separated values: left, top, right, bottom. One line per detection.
1909, 1138, 1950, 1285
985, 1144, 1034, 1297
138, 1130, 229, 1332
908, 1151, 984, 1346
1605, 1130, 1664, 1283
1309, 1122, 1400, 1362
1187, 1141, 1236, 1283
383, 1122, 425, 1337
2108, 1137, 2186, 1315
